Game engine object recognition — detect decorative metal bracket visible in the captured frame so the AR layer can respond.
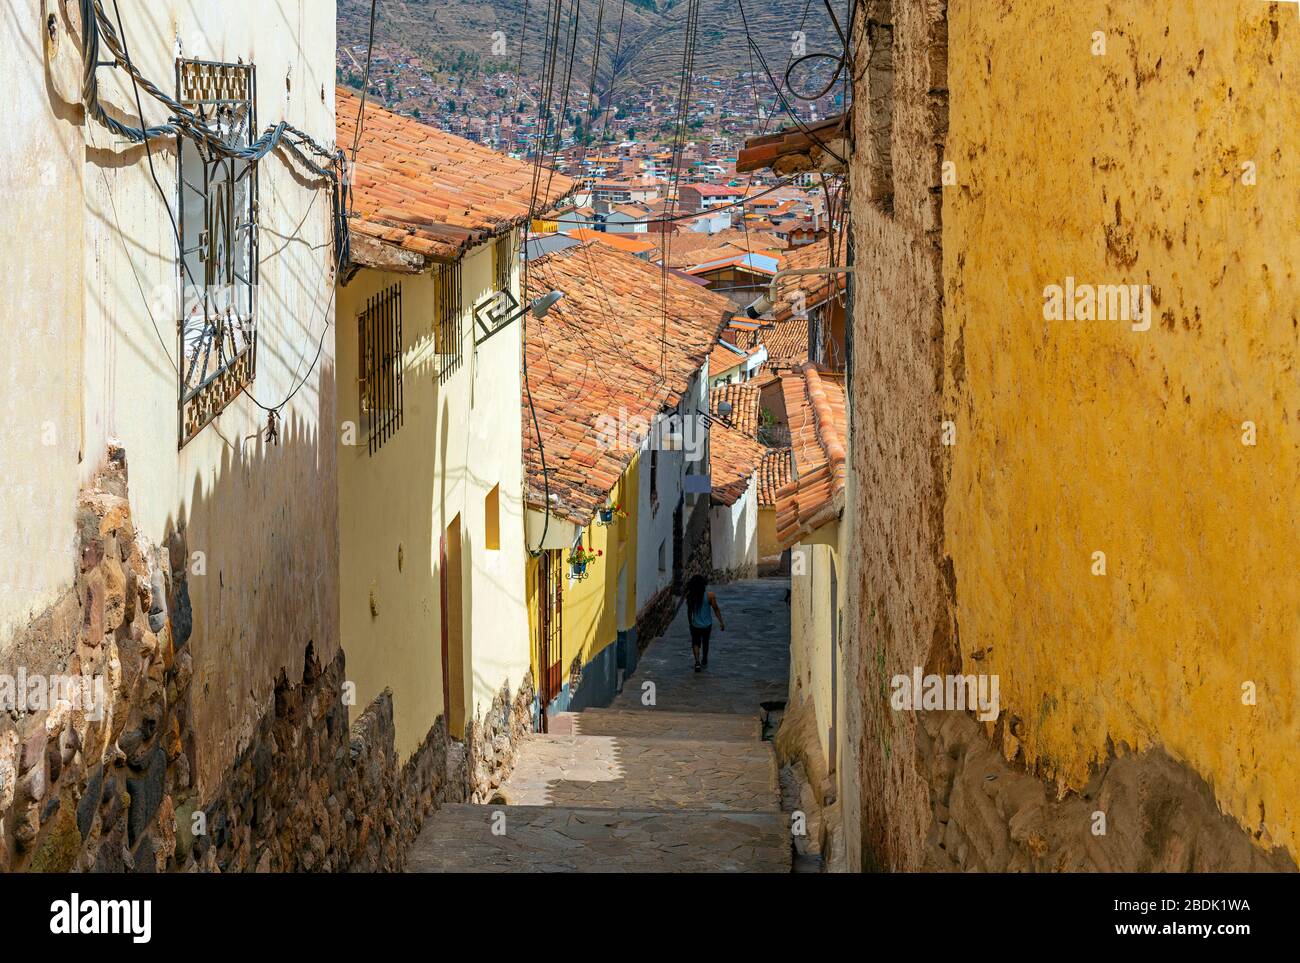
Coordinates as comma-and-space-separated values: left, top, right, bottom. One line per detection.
473, 289, 521, 347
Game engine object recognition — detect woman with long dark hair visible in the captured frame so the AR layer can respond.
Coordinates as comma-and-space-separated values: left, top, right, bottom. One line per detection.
685, 574, 726, 672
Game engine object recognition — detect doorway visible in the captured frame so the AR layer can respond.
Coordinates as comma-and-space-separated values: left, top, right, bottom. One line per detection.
440, 515, 466, 737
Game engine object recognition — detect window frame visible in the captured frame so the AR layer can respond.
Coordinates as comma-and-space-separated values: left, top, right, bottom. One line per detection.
435, 259, 464, 383
357, 282, 404, 454
175, 58, 260, 448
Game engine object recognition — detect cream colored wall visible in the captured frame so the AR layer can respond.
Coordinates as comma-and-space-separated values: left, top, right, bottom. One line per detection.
339, 239, 531, 759
0, 0, 86, 653
5, 1, 340, 796
788, 533, 844, 777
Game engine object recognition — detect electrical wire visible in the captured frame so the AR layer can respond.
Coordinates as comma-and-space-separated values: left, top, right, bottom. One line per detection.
85, 0, 354, 424
735, 0, 847, 166
349, 0, 379, 216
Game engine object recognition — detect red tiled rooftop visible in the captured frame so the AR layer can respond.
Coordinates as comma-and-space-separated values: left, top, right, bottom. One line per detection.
337, 88, 575, 264
711, 382, 760, 438
710, 423, 766, 508
773, 363, 847, 547
757, 447, 793, 507
522, 242, 736, 526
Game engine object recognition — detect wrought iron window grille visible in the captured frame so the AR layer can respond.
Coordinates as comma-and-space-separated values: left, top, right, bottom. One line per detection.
435, 259, 464, 383
176, 59, 259, 447
358, 283, 404, 454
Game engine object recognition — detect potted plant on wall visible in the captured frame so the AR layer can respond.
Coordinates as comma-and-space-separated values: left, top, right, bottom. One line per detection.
597, 502, 628, 526
568, 544, 602, 579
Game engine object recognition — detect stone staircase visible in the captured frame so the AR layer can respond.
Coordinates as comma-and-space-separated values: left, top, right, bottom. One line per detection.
406, 579, 793, 873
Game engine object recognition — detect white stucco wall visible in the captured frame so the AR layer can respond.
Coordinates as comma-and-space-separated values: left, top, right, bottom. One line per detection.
0, 0, 87, 651
634, 367, 708, 613
710, 477, 758, 576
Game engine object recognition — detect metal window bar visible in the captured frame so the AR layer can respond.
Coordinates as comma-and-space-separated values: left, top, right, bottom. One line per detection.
175, 58, 259, 447
494, 233, 512, 294
436, 259, 463, 383
359, 283, 403, 455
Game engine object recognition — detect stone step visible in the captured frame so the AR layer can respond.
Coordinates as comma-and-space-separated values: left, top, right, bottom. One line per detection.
495, 733, 780, 812
407, 804, 791, 873
550, 708, 761, 742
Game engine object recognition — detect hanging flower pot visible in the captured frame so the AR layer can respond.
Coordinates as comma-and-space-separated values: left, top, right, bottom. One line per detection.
597, 503, 627, 526
568, 545, 602, 579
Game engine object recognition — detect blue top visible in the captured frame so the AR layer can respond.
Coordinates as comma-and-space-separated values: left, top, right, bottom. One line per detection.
688, 595, 712, 629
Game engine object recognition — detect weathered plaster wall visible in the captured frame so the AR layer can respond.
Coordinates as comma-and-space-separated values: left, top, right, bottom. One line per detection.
845, 0, 954, 872
848, 0, 1299, 872
5, 1, 341, 801
944, 0, 1300, 859
0, 0, 87, 653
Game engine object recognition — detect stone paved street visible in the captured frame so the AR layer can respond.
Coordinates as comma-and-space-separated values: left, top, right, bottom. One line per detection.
408, 578, 792, 872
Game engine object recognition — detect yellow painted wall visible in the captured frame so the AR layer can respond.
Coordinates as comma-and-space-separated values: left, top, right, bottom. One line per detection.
945, 0, 1300, 856
757, 507, 782, 562
526, 455, 640, 699
339, 237, 532, 758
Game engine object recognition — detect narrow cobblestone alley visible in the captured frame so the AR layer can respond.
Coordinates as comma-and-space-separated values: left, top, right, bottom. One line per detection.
408, 579, 792, 872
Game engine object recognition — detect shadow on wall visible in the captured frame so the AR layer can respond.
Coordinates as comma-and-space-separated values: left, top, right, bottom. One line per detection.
162, 362, 339, 799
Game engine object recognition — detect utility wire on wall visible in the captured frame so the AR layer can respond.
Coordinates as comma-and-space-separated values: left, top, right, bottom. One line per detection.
80, 0, 361, 427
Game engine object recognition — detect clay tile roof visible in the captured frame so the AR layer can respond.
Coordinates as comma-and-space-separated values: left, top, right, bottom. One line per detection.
709, 339, 748, 377
522, 242, 736, 526
337, 87, 575, 265
564, 228, 658, 256
711, 382, 760, 438
762, 317, 811, 365
769, 237, 848, 324
757, 447, 793, 507
710, 422, 766, 508
773, 363, 847, 546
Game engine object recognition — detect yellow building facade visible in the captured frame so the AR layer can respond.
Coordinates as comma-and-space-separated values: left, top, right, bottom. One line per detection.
942, 0, 1300, 859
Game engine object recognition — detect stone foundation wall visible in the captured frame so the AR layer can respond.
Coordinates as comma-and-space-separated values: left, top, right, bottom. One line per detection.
1, 450, 534, 873
466, 674, 535, 805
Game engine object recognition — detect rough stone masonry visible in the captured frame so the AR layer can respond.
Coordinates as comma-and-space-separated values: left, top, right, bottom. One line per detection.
0, 446, 533, 872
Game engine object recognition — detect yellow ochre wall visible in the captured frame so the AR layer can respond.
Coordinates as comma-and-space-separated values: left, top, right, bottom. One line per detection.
526, 455, 639, 702
944, 0, 1300, 856
338, 238, 532, 759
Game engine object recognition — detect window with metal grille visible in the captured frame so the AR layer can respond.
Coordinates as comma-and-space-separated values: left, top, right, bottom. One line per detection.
435, 259, 463, 383
358, 283, 403, 454
493, 232, 512, 294
176, 59, 258, 447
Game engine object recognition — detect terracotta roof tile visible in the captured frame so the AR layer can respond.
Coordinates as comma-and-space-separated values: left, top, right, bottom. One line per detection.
522, 242, 736, 526
338, 88, 575, 265
710, 423, 766, 508
757, 447, 793, 507
773, 363, 847, 546
564, 228, 657, 256
711, 382, 760, 438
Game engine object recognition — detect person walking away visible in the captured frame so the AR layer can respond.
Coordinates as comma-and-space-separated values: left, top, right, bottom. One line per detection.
685, 575, 725, 672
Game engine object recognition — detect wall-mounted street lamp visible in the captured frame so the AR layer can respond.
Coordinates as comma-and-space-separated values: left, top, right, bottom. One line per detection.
474, 289, 565, 346
743, 266, 857, 320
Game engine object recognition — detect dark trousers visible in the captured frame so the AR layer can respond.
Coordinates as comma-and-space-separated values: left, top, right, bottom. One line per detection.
690, 624, 711, 662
